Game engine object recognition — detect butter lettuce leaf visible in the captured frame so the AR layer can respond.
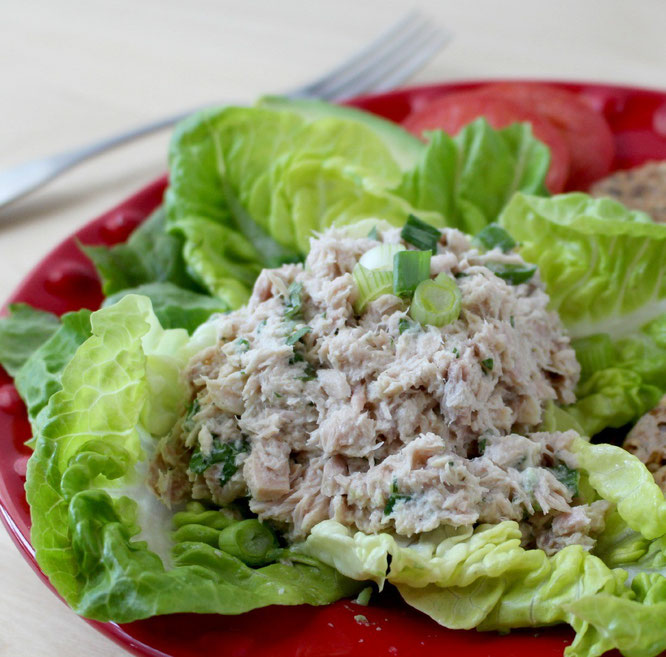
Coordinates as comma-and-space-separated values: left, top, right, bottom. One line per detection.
567, 368, 662, 437
498, 193, 666, 339
104, 282, 228, 334
25, 294, 360, 622
397, 119, 550, 234
0, 303, 60, 376
14, 309, 92, 431
81, 207, 201, 297
572, 437, 666, 540
304, 519, 628, 657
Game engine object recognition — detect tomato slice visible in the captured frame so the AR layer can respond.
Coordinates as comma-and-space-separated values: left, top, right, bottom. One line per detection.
476, 83, 615, 189
403, 92, 570, 193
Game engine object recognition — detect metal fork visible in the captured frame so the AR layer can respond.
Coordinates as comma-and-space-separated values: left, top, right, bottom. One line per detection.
0, 12, 451, 213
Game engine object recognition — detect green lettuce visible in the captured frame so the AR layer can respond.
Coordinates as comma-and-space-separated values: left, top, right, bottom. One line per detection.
14, 309, 92, 430
81, 207, 202, 297
25, 294, 361, 621
304, 519, 628, 657
397, 119, 550, 234
103, 282, 227, 334
0, 303, 60, 376
498, 193, 666, 339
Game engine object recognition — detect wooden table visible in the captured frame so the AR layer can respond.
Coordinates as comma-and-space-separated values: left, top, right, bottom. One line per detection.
1, 1, 665, 655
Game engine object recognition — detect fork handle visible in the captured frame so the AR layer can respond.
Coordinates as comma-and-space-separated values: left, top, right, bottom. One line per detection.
0, 107, 203, 214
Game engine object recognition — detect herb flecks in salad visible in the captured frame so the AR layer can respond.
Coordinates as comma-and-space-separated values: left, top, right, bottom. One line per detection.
2, 94, 666, 657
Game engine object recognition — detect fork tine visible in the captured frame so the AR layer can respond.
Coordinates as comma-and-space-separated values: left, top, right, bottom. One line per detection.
310, 14, 433, 100
369, 28, 453, 94
291, 11, 425, 99
325, 24, 451, 101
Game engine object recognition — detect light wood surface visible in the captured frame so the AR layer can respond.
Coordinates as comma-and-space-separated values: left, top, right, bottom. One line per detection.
1, 1, 665, 655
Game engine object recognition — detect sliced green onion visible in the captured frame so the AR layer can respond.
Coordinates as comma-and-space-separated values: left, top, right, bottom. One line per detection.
353, 263, 393, 313
359, 243, 405, 271
485, 262, 537, 285
409, 273, 462, 327
218, 519, 280, 567
474, 224, 517, 253
401, 214, 441, 254
284, 282, 303, 319
172, 508, 235, 531
286, 325, 312, 345
393, 250, 431, 297
173, 524, 221, 548
572, 333, 615, 379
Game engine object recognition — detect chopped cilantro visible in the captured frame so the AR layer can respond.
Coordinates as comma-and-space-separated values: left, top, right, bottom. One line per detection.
384, 479, 411, 515
289, 351, 305, 364
549, 464, 580, 497
454, 272, 469, 279
274, 392, 282, 398
184, 398, 200, 429
510, 315, 515, 328
235, 338, 250, 352
256, 319, 267, 333
296, 362, 317, 382
398, 318, 413, 334
482, 358, 494, 371
452, 347, 460, 358
189, 437, 249, 487
478, 438, 487, 454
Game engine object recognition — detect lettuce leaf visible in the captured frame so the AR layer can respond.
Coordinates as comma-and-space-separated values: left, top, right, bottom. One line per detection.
498, 193, 666, 339
25, 294, 361, 622
304, 519, 628, 657
103, 282, 227, 334
566, 368, 662, 437
0, 303, 60, 376
397, 119, 550, 234
81, 207, 202, 297
14, 309, 92, 430
571, 437, 666, 540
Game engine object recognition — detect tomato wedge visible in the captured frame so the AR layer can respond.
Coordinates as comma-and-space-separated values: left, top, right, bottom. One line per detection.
476, 83, 615, 189
403, 92, 570, 193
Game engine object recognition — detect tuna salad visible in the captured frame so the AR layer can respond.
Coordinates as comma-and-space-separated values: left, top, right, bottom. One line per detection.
149, 223, 601, 554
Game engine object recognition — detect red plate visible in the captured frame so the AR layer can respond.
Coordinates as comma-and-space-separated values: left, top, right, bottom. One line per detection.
2, 80, 666, 657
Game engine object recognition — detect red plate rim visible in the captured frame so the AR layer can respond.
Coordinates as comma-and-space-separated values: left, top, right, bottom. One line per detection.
1, 78, 666, 657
